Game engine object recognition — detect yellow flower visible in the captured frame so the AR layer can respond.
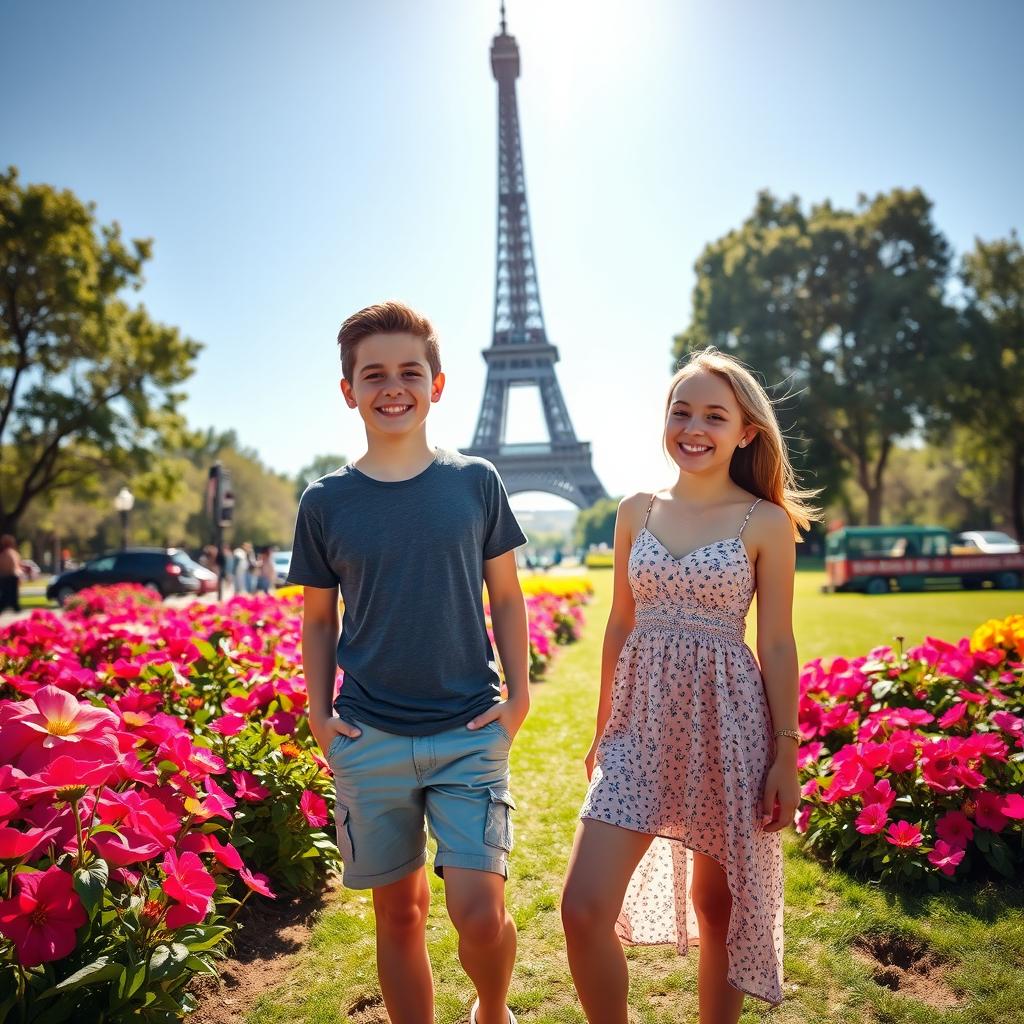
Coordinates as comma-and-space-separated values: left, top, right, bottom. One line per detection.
971, 613, 1024, 657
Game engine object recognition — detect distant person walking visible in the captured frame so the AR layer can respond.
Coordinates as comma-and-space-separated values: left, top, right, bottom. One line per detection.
256, 545, 276, 594
0, 535, 24, 613
232, 545, 248, 593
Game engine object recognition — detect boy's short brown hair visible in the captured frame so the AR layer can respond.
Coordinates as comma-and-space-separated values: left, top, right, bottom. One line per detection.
337, 301, 442, 382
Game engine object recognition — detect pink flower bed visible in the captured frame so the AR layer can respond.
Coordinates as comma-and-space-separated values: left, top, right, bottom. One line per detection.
796, 624, 1024, 889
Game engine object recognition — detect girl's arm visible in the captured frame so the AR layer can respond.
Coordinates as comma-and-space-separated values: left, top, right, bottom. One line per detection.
585, 494, 643, 778
750, 504, 801, 832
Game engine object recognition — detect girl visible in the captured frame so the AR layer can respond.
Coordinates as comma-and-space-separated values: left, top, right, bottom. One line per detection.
561, 348, 819, 1023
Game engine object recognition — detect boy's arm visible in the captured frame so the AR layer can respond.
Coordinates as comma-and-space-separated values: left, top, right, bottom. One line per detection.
468, 549, 530, 739
302, 586, 361, 754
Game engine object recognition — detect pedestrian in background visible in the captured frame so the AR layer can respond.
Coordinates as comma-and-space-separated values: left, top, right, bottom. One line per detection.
0, 535, 24, 613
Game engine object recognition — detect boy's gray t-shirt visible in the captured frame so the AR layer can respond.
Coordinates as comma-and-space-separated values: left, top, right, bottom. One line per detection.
286, 448, 527, 736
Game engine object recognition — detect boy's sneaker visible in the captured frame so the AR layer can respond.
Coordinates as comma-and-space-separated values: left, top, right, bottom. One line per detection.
470, 998, 517, 1024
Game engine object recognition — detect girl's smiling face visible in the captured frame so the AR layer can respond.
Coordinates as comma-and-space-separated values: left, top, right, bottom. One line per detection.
664, 369, 756, 473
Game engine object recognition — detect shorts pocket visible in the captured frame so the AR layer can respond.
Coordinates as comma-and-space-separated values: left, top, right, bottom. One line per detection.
483, 787, 517, 853
334, 803, 355, 862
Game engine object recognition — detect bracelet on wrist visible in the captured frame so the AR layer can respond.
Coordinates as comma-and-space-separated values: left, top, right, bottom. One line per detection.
773, 728, 801, 743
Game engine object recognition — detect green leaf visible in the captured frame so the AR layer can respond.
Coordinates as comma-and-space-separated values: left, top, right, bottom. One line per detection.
38, 956, 123, 998
73, 857, 109, 917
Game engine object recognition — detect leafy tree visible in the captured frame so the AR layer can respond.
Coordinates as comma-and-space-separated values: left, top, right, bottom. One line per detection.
952, 232, 1024, 539
295, 453, 347, 502
573, 496, 620, 549
0, 167, 200, 533
674, 188, 959, 523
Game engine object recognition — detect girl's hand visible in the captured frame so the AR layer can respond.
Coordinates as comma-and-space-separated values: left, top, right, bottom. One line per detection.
584, 737, 601, 781
760, 756, 801, 833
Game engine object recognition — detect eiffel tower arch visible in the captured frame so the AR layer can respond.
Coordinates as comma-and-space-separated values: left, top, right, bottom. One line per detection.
462, 4, 607, 511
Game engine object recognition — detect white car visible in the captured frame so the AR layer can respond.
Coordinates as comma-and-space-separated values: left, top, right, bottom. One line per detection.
955, 531, 1020, 555
273, 550, 292, 586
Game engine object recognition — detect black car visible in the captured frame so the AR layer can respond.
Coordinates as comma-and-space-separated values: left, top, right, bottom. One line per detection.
46, 549, 216, 606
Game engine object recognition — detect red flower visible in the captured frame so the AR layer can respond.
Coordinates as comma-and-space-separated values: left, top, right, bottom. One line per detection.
927, 840, 965, 877
855, 804, 889, 835
0, 866, 87, 966
974, 792, 1008, 833
1002, 794, 1024, 820
210, 714, 247, 737
0, 823, 62, 861
239, 865, 276, 899
938, 702, 967, 729
935, 810, 974, 849
885, 821, 923, 848
161, 849, 215, 929
230, 770, 270, 802
18, 753, 119, 801
299, 790, 328, 829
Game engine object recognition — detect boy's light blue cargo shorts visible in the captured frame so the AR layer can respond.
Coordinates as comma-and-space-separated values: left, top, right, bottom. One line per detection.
327, 716, 516, 889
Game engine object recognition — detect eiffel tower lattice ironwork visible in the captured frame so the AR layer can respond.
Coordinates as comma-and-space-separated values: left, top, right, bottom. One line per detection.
463, 4, 607, 510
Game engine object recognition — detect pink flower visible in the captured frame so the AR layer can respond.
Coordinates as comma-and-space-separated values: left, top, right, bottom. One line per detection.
230, 770, 271, 802
0, 866, 87, 966
973, 792, 1008, 833
938, 702, 968, 729
1001, 794, 1024, 820
180, 831, 243, 870
927, 840, 965, 876
885, 820, 923, 848
300, 790, 328, 829
794, 804, 812, 833
935, 810, 974, 849
87, 830, 165, 867
0, 824, 62, 861
17, 753, 119, 800
855, 804, 889, 835
264, 711, 298, 736
239, 865, 276, 898
0, 686, 120, 774
210, 714, 247, 737
861, 778, 897, 811
161, 850, 215, 929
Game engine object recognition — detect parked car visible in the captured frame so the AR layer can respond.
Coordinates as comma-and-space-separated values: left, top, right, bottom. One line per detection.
953, 531, 1020, 555
46, 549, 214, 606
273, 549, 291, 587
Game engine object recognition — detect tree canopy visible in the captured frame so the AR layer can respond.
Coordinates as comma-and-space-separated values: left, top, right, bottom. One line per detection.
674, 188, 960, 524
0, 167, 201, 534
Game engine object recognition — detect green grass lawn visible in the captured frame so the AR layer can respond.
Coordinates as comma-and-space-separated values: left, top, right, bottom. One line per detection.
248, 572, 1024, 1024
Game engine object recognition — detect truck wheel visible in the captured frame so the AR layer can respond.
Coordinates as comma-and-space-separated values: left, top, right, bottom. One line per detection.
996, 571, 1020, 590
866, 577, 889, 595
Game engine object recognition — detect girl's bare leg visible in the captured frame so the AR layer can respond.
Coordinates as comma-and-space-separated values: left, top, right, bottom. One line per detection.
691, 851, 744, 1024
561, 818, 654, 1024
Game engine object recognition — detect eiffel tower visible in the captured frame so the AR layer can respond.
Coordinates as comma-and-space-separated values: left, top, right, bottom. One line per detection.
463, 3, 607, 510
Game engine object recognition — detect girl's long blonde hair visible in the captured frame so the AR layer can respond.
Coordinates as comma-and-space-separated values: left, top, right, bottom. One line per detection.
667, 347, 822, 537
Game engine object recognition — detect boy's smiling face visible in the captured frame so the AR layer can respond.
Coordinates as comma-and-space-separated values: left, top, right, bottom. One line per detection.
340, 332, 445, 436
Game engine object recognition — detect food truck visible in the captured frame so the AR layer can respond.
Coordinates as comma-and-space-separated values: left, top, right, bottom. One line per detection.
825, 525, 1023, 594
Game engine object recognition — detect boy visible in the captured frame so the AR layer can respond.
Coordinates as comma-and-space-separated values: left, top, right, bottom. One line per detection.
288, 301, 529, 1024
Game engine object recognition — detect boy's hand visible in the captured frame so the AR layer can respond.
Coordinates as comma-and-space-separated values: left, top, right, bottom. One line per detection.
466, 695, 529, 741
309, 714, 361, 757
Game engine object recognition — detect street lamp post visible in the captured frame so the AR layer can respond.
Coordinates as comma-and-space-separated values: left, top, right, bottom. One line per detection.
114, 487, 135, 550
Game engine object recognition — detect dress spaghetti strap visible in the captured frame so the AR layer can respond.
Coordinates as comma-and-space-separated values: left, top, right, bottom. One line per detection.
738, 497, 763, 537
641, 493, 657, 530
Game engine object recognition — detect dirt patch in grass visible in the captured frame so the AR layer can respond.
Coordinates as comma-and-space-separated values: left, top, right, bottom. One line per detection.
188, 879, 339, 1024
852, 932, 963, 1009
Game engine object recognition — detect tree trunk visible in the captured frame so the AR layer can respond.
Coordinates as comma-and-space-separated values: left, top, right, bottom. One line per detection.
865, 485, 884, 525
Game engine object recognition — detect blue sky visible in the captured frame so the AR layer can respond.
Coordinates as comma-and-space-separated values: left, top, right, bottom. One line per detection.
3, 0, 1022, 509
